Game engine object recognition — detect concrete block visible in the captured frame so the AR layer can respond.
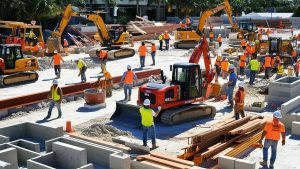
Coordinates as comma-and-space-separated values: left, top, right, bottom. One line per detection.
218, 155, 236, 169
0, 160, 16, 169
110, 152, 131, 169
27, 152, 56, 169
52, 141, 87, 169
281, 96, 300, 114
26, 123, 63, 141
0, 148, 18, 169
10, 139, 40, 153
8, 145, 40, 164
0, 123, 26, 141
0, 136, 9, 144
292, 121, 300, 136
235, 159, 256, 169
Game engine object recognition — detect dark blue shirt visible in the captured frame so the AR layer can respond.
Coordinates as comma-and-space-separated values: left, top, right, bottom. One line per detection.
229, 72, 237, 87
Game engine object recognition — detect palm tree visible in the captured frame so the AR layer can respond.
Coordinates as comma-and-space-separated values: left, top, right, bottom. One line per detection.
136, 0, 140, 16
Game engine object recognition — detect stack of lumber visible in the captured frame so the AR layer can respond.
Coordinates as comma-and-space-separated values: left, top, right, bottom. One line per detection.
178, 115, 266, 165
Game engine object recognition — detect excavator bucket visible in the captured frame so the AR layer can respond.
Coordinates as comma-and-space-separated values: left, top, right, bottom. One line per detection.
110, 101, 142, 128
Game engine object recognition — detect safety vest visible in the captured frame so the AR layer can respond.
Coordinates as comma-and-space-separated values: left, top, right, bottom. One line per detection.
239, 55, 247, 67
63, 40, 69, 47
29, 31, 35, 38
53, 54, 63, 65
139, 45, 147, 56
264, 56, 271, 68
139, 107, 154, 127
124, 70, 134, 84
271, 58, 275, 67
292, 50, 297, 58
217, 36, 222, 42
51, 86, 61, 102
99, 50, 108, 59
241, 39, 246, 46
250, 46, 256, 54
236, 89, 245, 105
209, 32, 214, 38
250, 59, 260, 71
158, 34, 163, 41
277, 64, 284, 75
77, 59, 86, 69
151, 45, 156, 52
221, 61, 229, 71
164, 33, 170, 40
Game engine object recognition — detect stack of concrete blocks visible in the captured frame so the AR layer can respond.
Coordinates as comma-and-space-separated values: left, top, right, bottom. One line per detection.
268, 76, 300, 106
28, 142, 93, 169
45, 136, 130, 169
218, 156, 256, 169
281, 95, 300, 129
0, 122, 63, 168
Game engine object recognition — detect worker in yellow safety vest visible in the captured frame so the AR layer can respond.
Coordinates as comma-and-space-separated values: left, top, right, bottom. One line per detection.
45, 79, 63, 119
139, 99, 161, 149
158, 33, 164, 51
276, 61, 285, 79
249, 55, 260, 85
75, 59, 87, 83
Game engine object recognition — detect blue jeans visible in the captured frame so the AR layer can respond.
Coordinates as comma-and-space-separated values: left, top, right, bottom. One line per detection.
81, 66, 87, 82
143, 125, 156, 146
250, 70, 257, 84
123, 84, 133, 99
47, 100, 62, 117
140, 56, 145, 68
151, 52, 155, 65
226, 86, 234, 102
263, 139, 278, 164
165, 39, 169, 50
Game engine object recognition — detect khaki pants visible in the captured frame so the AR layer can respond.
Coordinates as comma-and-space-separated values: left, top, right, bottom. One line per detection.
64, 48, 69, 56
234, 104, 245, 120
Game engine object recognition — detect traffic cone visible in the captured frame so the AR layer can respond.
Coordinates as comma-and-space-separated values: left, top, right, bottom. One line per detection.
65, 121, 74, 133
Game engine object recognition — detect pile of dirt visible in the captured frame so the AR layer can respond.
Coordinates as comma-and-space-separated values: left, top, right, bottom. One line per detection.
81, 123, 134, 141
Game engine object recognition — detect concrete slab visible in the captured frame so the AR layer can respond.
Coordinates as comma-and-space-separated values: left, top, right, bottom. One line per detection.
235, 159, 256, 169
0, 148, 18, 169
52, 141, 87, 169
109, 152, 131, 169
291, 121, 300, 136
218, 155, 236, 169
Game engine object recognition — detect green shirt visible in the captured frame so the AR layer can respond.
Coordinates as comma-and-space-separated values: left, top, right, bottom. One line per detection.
158, 35, 163, 41
250, 59, 260, 71
139, 107, 155, 127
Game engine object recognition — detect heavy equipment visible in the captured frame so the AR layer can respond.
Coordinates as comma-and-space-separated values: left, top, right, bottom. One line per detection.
111, 37, 216, 126
174, 0, 256, 49
48, 4, 135, 59
0, 44, 39, 87
0, 21, 44, 54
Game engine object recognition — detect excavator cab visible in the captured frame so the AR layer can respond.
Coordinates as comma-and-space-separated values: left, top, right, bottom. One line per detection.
238, 22, 256, 32
171, 63, 202, 100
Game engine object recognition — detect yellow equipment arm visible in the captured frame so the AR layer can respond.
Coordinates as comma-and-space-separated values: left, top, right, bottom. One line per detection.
197, 0, 238, 34
86, 14, 110, 44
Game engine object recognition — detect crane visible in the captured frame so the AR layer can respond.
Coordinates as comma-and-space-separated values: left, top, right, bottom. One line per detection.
111, 36, 217, 126
48, 4, 135, 59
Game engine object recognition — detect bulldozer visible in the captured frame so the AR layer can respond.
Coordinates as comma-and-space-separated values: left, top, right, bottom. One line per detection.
48, 4, 135, 59
0, 44, 39, 87
111, 37, 216, 127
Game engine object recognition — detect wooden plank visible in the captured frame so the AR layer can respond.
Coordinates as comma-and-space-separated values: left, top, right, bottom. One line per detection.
150, 152, 194, 166
137, 155, 191, 169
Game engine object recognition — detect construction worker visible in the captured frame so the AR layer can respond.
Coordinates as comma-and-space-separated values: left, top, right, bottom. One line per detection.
98, 49, 108, 73
276, 61, 284, 79
241, 38, 247, 50
151, 43, 156, 66
214, 54, 222, 76
292, 49, 297, 64
209, 28, 214, 42
28, 29, 36, 46
239, 52, 247, 76
295, 59, 300, 77
139, 99, 161, 149
104, 70, 113, 97
45, 79, 63, 119
226, 65, 237, 108
250, 43, 256, 55
75, 59, 87, 83
259, 110, 285, 169
138, 42, 147, 68
63, 39, 69, 56
221, 58, 229, 79
120, 65, 137, 101
158, 33, 163, 51
217, 34, 222, 47
129, 34, 134, 47
164, 31, 170, 50
51, 50, 64, 78
249, 55, 260, 85
264, 53, 272, 79
234, 81, 245, 120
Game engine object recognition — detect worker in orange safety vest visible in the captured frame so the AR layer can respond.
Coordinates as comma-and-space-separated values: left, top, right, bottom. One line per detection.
98, 49, 108, 73
164, 31, 170, 50
241, 38, 247, 50
214, 54, 222, 76
234, 82, 246, 120
221, 58, 229, 79
51, 50, 64, 78
239, 53, 247, 76
217, 34, 222, 47
120, 65, 138, 101
63, 39, 69, 56
264, 53, 272, 79
292, 49, 297, 64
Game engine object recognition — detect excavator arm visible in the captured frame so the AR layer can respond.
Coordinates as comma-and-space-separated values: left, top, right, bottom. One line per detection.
189, 37, 214, 84
197, 0, 237, 35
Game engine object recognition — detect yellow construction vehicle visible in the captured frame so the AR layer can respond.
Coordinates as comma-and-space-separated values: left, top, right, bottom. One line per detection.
174, 0, 256, 49
0, 21, 44, 55
0, 44, 39, 86
48, 4, 135, 59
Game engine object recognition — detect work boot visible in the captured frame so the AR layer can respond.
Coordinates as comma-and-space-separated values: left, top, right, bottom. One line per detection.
240, 111, 245, 118
229, 101, 234, 108
57, 114, 62, 119
151, 144, 159, 150
44, 115, 50, 120
269, 163, 274, 168
260, 161, 267, 167
128, 96, 131, 101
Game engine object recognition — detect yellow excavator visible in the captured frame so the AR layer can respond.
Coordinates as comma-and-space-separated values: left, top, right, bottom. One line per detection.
0, 44, 39, 87
174, 0, 255, 49
48, 4, 135, 59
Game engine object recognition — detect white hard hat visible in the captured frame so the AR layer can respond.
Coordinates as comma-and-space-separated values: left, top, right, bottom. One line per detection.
52, 79, 58, 84
273, 53, 276, 55
266, 53, 269, 55
165, 30, 168, 32
225, 58, 228, 61
238, 81, 245, 88
54, 50, 58, 53
273, 110, 282, 119
143, 99, 151, 106
229, 65, 235, 70
127, 65, 131, 69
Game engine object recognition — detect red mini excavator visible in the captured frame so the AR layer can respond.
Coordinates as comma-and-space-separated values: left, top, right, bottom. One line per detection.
111, 37, 216, 126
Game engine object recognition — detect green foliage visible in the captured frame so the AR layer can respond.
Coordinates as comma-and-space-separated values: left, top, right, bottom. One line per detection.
116, 9, 130, 25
